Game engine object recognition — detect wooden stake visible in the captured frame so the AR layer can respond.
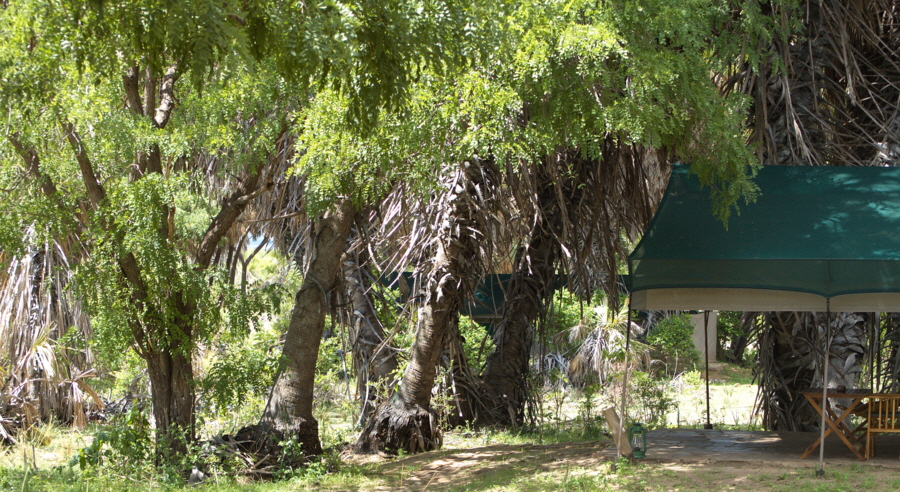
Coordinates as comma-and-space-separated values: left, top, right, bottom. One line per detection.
602, 406, 633, 458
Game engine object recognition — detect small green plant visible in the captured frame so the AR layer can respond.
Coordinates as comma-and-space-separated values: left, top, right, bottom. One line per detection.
70, 404, 153, 472
578, 384, 600, 436
629, 371, 675, 429
545, 367, 568, 433
647, 313, 701, 372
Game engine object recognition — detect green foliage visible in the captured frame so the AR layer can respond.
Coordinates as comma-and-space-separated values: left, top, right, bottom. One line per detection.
548, 291, 592, 341
293, 0, 803, 223
647, 313, 700, 370
458, 315, 493, 372
71, 405, 153, 472
314, 328, 353, 405
628, 371, 676, 429
717, 311, 743, 345
199, 329, 281, 413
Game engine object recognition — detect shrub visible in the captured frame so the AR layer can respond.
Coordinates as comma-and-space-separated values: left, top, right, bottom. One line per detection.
629, 371, 675, 429
458, 315, 493, 373
646, 313, 700, 372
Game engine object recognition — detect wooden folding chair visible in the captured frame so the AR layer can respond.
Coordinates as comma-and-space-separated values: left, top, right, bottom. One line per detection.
866, 395, 900, 459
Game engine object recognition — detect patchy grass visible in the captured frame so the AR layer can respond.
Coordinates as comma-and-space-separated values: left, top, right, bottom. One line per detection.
5, 362, 862, 490
7, 430, 900, 491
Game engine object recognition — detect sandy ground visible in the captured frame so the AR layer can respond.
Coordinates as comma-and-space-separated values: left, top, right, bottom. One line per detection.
348, 430, 900, 491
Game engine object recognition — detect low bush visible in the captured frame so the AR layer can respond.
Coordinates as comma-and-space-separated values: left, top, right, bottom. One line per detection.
646, 313, 701, 373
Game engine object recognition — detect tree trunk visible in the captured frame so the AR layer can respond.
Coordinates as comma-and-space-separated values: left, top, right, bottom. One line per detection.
480, 233, 558, 426
479, 155, 570, 427
342, 240, 397, 423
757, 311, 865, 431
357, 162, 487, 453
879, 313, 900, 392
261, 199, 355, 456
145, 334, 195, 457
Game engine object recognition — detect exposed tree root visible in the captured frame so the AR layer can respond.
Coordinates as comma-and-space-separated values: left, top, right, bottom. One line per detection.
356, 400, 442, 454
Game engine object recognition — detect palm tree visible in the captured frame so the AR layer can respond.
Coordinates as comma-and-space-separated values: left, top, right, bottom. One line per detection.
737, 1, 900, 430
356, 159, 499, 453
0, 232, 100, 437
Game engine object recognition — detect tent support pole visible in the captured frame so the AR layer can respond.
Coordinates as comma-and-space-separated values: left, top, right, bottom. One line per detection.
818, 299, 832, 477
704, 310, 712, 429
618, 296, 633, 460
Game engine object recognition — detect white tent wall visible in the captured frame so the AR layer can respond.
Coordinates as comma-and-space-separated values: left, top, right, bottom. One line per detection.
690, 312, 717, 364
632, 288, 900, 313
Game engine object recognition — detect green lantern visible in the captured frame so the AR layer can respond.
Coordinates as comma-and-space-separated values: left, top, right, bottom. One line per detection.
628, 422, 648, 458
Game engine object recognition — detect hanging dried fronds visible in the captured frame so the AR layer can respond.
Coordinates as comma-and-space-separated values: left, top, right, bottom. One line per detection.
0, 228, 101, 432
755, 311, 865, 431
739, 1, 900, 168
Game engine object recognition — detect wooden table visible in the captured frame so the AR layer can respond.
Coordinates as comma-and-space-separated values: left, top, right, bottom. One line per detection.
800, 388, 870, 461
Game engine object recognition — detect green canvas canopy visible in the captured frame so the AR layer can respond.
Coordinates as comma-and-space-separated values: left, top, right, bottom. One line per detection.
627, 164, 900, 312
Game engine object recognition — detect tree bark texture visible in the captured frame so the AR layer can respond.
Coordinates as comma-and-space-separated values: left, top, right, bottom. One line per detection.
341, 241, 397, 422
480, 229, 558, 426
479, 155, 578, 426
879, 313, 900, 392
757, 311, 865, 431
145, 330, 195, 456
357, 162, 488, 453
261, 199, 355, 455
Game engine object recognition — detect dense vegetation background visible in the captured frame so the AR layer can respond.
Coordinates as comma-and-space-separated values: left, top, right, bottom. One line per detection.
3, 0, 900, 489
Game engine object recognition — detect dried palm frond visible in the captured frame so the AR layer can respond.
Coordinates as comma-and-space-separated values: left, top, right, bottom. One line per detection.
0, 228, 100, 430
737, 1, 900, 168
755, 311, 866, 431
566, 302, 648, 386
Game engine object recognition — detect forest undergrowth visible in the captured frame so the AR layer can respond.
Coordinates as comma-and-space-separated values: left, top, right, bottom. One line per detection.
0, 364, 757, 491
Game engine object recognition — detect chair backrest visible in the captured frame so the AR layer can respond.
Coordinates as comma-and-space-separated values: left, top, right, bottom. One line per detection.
868, 395, 900, 432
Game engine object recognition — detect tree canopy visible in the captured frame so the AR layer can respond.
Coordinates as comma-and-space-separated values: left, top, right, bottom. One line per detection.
0, 0, 812, 468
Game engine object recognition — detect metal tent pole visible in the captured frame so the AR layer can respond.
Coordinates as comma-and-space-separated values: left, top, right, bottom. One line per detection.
618, 296, 633, 459
818, 299, 832, 477
704, 310, 712, 429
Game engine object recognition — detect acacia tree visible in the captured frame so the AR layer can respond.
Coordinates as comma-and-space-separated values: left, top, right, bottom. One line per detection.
255, 2, 491, 455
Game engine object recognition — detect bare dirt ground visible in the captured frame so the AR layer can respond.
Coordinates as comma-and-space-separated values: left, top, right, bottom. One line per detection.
349, 438, 900, 491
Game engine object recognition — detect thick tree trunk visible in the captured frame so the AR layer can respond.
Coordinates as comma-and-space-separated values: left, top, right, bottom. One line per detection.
356, 288, 457, 453
342, 242, 397, 422
479, 156, 569, 427
757, 311, 865, 431
261, 199, 355, 456
146, 335, 195, 457
357, 162, 487, 453
480, 234, 558, 426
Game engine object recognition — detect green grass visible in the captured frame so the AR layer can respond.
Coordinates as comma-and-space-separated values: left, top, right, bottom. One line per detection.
6, 422, 900, 491
4, 362, 881, 491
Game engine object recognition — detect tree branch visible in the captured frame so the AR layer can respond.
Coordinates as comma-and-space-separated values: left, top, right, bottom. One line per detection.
153, 65, 178, 129
123, 65, 143, 116
143, 65, 157, 118
195, 166, 270, 269
62, 121, 106, 207
8, 134, 58, 198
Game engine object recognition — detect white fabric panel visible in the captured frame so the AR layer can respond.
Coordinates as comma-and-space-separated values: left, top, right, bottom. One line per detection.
631, 288, 827, 311
830, 293, 900, 312
632, 288, 900, 312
